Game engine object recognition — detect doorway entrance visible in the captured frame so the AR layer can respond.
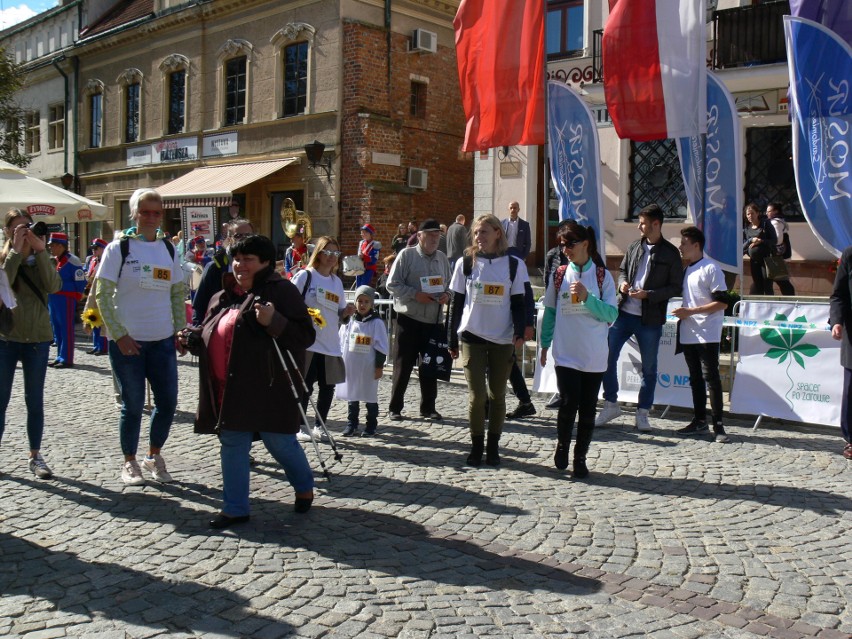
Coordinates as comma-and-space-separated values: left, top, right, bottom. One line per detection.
270, 190, 305, 261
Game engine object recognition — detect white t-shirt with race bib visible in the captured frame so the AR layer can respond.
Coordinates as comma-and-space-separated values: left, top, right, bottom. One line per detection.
449, 255, 528, 345
292, 268, 347, 357
96, 238, 183, 342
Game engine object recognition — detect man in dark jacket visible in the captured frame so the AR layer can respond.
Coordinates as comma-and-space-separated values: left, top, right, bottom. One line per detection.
829, 245, 852, 460
596, 204, 683, 432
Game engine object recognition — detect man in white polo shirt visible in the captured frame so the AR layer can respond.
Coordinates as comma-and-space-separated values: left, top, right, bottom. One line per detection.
671, 226, 730, 443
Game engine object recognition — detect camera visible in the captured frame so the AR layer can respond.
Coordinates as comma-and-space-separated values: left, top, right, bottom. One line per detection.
26, 221, 48, 237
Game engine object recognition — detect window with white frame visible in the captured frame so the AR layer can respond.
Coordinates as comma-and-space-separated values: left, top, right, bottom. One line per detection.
159, 54, 189, 136
48, 103, 64, 150
271, 24, 315, 119
217, 39, 253, 128
25, 111, 40, 154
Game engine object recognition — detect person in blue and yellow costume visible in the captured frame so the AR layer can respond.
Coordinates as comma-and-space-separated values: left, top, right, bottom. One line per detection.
47, 232, 86, 368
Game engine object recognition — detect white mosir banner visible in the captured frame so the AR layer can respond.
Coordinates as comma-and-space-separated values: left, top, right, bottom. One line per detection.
730, 301, 839, 427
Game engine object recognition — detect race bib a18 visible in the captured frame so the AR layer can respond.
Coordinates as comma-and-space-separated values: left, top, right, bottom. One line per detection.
349, 332, 372, 353
317, 286, 340, 310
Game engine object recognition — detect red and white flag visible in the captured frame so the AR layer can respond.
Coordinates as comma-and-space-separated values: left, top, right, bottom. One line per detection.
453, 0, 546, 152
603, 0, 707, 141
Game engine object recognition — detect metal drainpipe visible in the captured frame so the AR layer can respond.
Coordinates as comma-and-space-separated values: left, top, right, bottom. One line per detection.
385, 0, 391, 91
51, 56, 69, 177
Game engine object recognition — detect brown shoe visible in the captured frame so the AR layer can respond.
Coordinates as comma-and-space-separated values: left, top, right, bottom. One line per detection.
843, 443, 852, 460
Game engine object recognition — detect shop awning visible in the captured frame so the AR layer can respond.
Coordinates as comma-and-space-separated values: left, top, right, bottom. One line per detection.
157, 158, 298, 207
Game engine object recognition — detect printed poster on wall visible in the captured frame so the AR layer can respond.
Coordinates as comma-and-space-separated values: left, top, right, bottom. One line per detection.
182, 206, 216, 245
730, 301, 839, 427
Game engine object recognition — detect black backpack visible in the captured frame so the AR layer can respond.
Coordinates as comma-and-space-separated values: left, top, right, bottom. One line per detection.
461, 254, 518, 284
117, 236, 176, 278
780, 232, 792, 260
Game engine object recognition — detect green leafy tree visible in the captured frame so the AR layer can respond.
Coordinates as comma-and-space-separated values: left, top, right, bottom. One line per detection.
0, 47, 29, 167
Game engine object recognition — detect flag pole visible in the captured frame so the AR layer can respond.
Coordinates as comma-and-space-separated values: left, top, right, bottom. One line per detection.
541, 0, 551, 275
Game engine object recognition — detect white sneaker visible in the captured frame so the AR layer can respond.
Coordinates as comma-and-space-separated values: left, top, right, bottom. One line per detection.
142, 454, 173, 483
635, 408, 652, 432
121, 460, 145, 486
595, 401, 622, 426
29, 453, 53, 479
297, 427, 326, 443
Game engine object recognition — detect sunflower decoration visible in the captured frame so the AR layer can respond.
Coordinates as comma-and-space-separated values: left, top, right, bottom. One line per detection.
307, 307, 326, 329
81, 308, 103, 330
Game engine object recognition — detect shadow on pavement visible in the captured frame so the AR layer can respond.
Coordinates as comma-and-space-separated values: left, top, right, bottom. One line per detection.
0, 531, 293, 638
239, 504, 603, 597
590, 472, 850, 517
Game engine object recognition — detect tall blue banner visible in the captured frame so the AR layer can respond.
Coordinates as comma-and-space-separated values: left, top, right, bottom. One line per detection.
784, 16, 852, 257
547, 81, 605, 255
676, 71, 742, 273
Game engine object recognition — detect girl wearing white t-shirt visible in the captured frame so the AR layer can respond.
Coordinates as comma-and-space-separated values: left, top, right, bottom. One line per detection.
540, 222, 617, 479
292, 237, 355, 441
448, 214, 531, 467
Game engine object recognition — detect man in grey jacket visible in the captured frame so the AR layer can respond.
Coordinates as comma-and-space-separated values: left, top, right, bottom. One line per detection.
446, 214, 468, 265
386, 219, 451, 421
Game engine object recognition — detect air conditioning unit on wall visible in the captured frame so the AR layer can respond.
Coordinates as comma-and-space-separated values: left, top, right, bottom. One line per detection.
408, 167, 428, 190
411, 28, 437, 53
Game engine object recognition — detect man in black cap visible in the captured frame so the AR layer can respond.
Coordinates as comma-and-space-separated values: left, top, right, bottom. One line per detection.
386, 219, 451, 421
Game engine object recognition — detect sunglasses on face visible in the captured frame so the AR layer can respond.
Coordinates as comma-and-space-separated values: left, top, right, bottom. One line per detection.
320, 249, 342, 258
560, 239, 581, 248
232, 233, 251, 240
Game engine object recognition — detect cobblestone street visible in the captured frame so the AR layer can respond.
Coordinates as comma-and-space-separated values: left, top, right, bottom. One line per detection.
1, 344, 850, 638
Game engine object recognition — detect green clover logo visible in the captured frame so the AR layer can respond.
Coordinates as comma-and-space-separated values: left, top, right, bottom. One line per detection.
142, 265, 151, 273
761, 313, 820, 408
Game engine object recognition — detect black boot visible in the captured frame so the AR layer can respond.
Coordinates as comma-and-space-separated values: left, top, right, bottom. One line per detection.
573, 421, 594, 479
554, 421, 573, 470
466, 435, 484, 467
485, 433, 500, 466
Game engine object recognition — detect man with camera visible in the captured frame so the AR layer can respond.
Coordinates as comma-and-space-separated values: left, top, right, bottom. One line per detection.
47, 232, 86, 368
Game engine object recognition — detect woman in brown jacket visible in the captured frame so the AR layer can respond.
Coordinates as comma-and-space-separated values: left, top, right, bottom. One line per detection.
185, 235, 316, 529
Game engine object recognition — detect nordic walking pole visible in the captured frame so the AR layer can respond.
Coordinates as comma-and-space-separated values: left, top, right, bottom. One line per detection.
270, 337, 334, 479
282, 347, 343, 462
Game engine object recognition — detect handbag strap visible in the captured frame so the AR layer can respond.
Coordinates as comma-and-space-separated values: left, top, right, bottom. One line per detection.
15, 268, 48, 309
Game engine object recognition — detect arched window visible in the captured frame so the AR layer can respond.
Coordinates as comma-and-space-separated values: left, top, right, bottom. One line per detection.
271, 23, 316, 119
83, 79, 105, 149
159, 54, 190, 135
216, 39, 253, 127
117, 68, 143, 143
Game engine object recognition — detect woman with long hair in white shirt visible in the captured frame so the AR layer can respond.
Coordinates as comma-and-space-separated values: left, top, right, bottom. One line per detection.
448, 214, 532, 467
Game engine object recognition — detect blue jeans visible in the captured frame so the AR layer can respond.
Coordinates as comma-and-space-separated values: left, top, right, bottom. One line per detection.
602, 311, 663, 410
109, 337, 178, 456
219, 429, 315, 517
0, 340, 50, 450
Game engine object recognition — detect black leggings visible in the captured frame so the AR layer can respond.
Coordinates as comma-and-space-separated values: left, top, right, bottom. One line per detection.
302, 353, 334, 427
554, 366, 603, 459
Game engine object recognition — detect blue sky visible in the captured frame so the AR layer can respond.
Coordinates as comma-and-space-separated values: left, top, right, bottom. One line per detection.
0, 1, 58, 30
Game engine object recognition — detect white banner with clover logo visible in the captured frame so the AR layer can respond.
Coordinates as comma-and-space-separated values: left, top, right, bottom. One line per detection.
730, 301, 840, 427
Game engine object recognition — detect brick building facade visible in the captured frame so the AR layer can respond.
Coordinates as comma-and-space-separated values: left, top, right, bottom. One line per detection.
339, 20, 472, 256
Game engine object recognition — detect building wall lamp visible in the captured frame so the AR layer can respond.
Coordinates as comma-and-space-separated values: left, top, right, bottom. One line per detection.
304, 140, 332, 183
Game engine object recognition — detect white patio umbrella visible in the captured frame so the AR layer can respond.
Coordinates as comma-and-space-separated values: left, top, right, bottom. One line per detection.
0, 160, 108, 223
